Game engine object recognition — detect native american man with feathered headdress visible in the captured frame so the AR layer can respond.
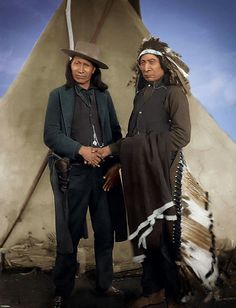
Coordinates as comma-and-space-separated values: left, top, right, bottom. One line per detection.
101, 37, 191, 307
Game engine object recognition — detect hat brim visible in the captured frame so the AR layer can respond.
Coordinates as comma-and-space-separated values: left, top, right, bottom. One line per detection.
61, 49, 108, 69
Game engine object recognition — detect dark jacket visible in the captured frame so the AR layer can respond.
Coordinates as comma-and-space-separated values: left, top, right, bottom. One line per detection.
126, 82, 191, 191
44, 85, 122, 158
110, 83, 191, 154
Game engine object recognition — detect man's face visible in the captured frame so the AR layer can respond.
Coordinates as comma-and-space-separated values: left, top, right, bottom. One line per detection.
139, 54, 164, 82
71, 56, 95, 89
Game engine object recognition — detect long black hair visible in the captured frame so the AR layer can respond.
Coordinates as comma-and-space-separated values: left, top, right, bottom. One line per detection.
65, 58, 108, 91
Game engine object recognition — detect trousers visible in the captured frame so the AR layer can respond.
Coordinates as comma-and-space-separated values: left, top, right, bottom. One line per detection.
141, 240, 179, 300
53, 164, 114, 298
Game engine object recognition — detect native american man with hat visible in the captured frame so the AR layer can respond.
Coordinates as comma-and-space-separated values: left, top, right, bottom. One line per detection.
101, 37, 191, 308
44, 41, 126, 308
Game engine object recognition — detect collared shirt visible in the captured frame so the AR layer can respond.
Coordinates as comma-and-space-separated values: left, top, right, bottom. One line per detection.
128, 79, 170, 136
127, 77, 191, 152
71, 85, 103, 147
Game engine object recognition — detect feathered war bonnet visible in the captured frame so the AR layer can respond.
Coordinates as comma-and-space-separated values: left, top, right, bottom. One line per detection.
135, 37, 191, 95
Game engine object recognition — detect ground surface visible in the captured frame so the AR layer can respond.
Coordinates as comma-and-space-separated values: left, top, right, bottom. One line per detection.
0, 267, 236, 308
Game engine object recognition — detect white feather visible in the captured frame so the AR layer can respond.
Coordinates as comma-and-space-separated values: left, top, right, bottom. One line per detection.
182, 196, 212, 229
181, 241, 218, 289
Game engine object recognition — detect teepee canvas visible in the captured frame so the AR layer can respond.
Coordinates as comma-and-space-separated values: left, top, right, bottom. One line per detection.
0, 0, 235, 277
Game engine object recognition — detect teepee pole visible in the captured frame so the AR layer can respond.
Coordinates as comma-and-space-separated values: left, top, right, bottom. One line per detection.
0, 153, 49, 248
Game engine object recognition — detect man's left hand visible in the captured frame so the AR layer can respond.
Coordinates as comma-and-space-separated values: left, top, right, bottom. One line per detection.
103, 164, 121, 191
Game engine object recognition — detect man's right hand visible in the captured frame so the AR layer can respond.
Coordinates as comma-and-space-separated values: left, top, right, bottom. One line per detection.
97, 146, 111, 159
79, 146, 102, 167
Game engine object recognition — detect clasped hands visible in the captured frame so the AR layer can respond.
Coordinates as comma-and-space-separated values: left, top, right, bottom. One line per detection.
78, 145, 111, 167
78, 145, 120, 191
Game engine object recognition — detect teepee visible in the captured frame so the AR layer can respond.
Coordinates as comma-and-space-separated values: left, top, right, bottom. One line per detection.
0, 0, 235, 276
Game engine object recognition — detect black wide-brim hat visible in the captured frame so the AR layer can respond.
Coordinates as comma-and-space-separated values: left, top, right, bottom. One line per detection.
61, 41, 108, 69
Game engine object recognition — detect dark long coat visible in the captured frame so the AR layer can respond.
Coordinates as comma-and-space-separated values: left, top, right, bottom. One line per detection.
115, 82, 191, 259
44, 85, 127, 253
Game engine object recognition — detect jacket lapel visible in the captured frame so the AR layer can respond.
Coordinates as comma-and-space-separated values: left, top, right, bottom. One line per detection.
95, 90, 106, 133
59, 87, 75, 136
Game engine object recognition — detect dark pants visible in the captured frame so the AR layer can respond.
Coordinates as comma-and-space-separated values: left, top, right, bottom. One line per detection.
141, 241, 179, 300
53, 164, 114, 298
